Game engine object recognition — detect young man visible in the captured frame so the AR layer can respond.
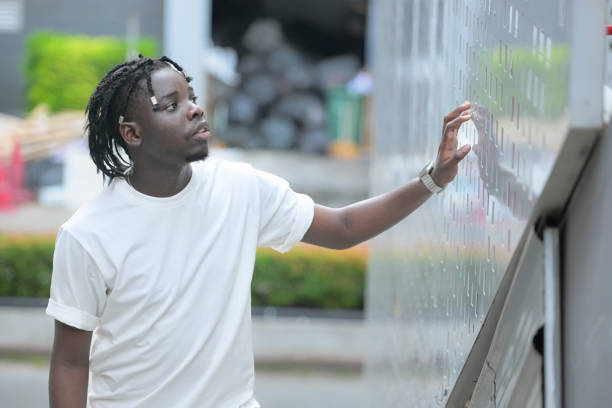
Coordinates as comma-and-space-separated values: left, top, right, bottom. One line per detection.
47, 55, 471, 408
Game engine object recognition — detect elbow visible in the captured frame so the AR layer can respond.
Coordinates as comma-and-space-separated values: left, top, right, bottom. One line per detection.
334, 228, 360, 250
330, 241, 354, 251
337, 209, 360, 250
337, 237, 359, 250
334, 209, 358, 250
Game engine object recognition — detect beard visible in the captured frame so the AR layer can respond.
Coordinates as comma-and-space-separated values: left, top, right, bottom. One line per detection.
185, 141, 209, 163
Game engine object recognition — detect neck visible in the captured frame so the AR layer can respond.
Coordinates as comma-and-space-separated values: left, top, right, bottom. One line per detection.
127, 162, 193, 197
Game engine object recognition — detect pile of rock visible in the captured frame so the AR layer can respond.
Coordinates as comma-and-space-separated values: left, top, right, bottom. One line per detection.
213, 19, 361, 154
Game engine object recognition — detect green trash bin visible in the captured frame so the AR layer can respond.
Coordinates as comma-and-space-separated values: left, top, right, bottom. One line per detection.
325, 86, 363, 145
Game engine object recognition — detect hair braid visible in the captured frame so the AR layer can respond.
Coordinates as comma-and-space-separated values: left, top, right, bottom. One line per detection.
160, 56, 193, 82
143, 60, 160, 111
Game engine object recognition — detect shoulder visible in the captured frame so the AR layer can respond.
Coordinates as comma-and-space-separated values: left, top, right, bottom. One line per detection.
193, 157, 292, 204
59, 180, 124, 242
210, 158, 291, 193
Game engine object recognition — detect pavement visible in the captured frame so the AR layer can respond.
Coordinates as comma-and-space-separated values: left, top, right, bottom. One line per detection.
0, 358, 371, 408
0, 305, 370, 407
0, 305, 367, 363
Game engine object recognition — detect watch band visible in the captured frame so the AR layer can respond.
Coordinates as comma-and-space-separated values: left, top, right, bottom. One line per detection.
419, 162, 444, 194
420, 173, 444, 194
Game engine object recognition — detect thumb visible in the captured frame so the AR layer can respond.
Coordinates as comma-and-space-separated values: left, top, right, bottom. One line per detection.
453, 144, 471, 162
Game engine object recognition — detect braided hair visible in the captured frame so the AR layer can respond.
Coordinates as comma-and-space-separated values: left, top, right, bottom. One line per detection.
85, 54, 193, 181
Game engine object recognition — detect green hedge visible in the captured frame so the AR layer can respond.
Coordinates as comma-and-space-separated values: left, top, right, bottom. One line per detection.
253, 247, 366, 310
23, 31, 158, 113
0, 237, 54, 298
0, 236, 366, 310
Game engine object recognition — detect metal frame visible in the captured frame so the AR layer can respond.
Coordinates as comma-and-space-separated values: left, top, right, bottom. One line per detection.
544, 228, 561, 408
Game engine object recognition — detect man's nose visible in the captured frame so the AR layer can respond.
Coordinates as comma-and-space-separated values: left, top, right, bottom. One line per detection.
188, 102, 204, 120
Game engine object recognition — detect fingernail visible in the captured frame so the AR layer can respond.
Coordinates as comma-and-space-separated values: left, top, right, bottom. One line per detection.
462, 145, 471, 153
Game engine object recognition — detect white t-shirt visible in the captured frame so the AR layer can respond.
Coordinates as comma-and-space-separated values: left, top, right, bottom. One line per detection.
46, 158, 314, 408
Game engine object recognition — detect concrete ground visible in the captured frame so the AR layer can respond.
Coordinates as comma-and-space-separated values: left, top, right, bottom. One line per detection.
0, 358, 370, 408
0, 306, 370, 407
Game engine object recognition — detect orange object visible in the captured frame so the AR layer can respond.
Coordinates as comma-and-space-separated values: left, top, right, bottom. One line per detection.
329, 140, 361, 159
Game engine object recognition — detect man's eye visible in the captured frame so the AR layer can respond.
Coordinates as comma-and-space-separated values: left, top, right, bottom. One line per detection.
166, 102, 178, 111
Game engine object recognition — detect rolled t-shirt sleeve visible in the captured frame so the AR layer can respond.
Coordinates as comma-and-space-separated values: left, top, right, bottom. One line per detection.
255, 169, 314, 253
46, 227, 107, 331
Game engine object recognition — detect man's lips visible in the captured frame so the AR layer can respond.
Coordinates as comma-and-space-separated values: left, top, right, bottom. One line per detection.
192, 122, 211, 139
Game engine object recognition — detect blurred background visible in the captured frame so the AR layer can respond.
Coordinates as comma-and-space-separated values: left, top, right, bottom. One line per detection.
0, 0, 373, 406
2, 1, 611, 407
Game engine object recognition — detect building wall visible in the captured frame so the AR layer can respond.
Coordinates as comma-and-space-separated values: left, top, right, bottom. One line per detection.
0, 0, 163, 116
563, 122, 612, 407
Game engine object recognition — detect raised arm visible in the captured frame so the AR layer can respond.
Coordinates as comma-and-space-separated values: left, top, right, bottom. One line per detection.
302, 102, 472, 250
49, 320, 92, 408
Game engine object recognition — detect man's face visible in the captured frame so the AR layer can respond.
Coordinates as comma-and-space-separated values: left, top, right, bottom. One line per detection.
130, 67, 211, 165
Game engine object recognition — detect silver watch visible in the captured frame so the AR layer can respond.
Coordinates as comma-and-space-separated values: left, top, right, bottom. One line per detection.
418, 161, 444, 194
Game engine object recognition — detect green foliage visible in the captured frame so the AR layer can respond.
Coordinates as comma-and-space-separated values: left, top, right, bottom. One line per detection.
23, 31, 158, 113
0, 237, 54, 298
253, 247, 366, 310
0, 236, 367, 310
479, 44, 570, 118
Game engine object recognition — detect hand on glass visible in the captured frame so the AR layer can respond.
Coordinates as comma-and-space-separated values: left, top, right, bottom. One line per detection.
430, 102, 473, 189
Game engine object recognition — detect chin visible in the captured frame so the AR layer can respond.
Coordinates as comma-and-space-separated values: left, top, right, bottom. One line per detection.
185, 139, 210, 162
185, 150, 209, 163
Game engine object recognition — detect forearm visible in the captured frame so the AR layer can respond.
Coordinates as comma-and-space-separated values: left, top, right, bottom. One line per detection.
49, 358, 89, 408
339, 178, 432, 247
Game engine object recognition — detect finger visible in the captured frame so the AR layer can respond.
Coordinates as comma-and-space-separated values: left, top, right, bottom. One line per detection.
443, 111, 473, 136
453, 144, 471, 162
443, 101, 472, 127
443, 102, 471, 125
442, 114, 471, 150
446, 113, 472, 130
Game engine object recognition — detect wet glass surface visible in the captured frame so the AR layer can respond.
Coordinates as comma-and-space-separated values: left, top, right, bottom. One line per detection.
365, 0, 570, 405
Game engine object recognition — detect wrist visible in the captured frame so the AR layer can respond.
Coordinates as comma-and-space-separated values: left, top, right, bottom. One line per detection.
429, 167, 448, 190
418, 162, 445, 194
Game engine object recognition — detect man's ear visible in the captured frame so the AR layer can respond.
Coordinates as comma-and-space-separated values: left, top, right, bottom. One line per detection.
119, 122, 142, 147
